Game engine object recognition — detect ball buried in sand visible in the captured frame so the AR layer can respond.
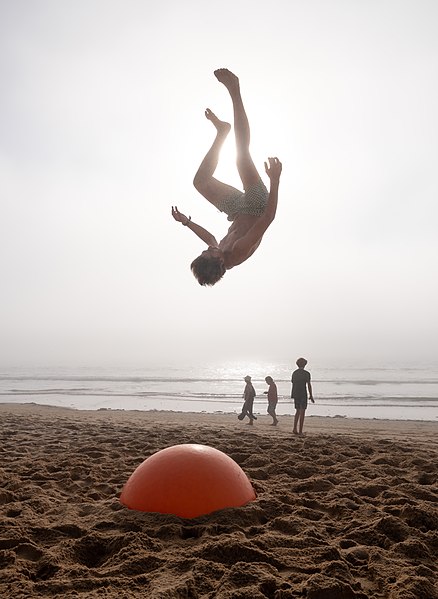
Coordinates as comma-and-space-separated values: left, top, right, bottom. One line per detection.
120, 443, 256, 518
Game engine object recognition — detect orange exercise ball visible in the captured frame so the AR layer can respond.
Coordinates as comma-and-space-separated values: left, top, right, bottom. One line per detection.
120, 443, 256, 518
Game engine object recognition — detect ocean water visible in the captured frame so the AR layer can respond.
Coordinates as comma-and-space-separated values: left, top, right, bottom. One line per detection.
1, 362, 438, 422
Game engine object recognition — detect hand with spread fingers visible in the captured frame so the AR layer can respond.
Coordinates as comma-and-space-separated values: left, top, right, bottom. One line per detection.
264, 157, 282, 182
171, 206, 191, 226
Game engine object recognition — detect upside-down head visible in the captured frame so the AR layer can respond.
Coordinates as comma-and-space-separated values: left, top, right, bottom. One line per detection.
190, 254, 226, 286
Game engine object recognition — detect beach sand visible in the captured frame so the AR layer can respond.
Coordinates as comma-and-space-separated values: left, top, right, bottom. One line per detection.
1, 404, 437, 598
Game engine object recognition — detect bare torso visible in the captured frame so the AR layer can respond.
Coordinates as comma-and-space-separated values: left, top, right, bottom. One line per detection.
218, 214, 263, 269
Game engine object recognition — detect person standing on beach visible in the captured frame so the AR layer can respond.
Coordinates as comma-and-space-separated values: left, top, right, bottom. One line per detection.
264, 376, 279, 426
291, 358, 314, 435
238, 375, 257, 425
171, 68, 282, 286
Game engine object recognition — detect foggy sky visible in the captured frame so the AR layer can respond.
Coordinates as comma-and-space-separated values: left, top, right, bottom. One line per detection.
1, 0, 437, 368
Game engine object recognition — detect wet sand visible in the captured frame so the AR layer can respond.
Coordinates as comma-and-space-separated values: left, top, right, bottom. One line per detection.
1, 403, 437, 598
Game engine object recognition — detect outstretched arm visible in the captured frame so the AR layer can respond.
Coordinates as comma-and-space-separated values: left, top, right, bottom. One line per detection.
232, 157, 282, 252
171, 206, 218, 247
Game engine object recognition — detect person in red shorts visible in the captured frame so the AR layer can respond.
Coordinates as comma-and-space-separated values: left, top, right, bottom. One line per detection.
264, 376, 279, 426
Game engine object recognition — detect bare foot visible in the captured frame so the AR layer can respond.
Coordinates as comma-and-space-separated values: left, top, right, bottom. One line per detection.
205, 108, 231, 136
214, 68, 240, 94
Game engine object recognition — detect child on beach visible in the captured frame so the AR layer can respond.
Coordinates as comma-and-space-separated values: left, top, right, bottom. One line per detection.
264, 376, 279, 426
238, 375, 257, 425
291, 358, 314, 435
171, 68, 282, 286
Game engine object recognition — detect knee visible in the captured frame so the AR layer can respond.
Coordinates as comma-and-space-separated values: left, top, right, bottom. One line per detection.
193, 173, 213, 197
193, 172, 204, 193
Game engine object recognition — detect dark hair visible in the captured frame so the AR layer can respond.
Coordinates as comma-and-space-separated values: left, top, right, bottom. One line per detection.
190, 254, 226, 286
296, 357, 308, 368
265, 376, 273, 383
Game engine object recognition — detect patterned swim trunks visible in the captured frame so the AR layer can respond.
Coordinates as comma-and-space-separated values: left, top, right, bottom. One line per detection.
216, 178, 269, 221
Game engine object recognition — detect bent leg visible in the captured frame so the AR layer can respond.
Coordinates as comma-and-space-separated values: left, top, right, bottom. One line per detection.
241, 400, 250, 417
193, 108, 242, 208
214, 69, 260, 189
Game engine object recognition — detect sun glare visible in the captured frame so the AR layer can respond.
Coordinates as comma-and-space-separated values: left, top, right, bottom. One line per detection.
212, 133, 280, 191
213, 140, 243, 190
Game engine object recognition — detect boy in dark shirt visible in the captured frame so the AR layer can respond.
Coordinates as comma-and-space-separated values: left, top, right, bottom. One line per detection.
291, 358, 314, 435
238, 375, 257, 425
